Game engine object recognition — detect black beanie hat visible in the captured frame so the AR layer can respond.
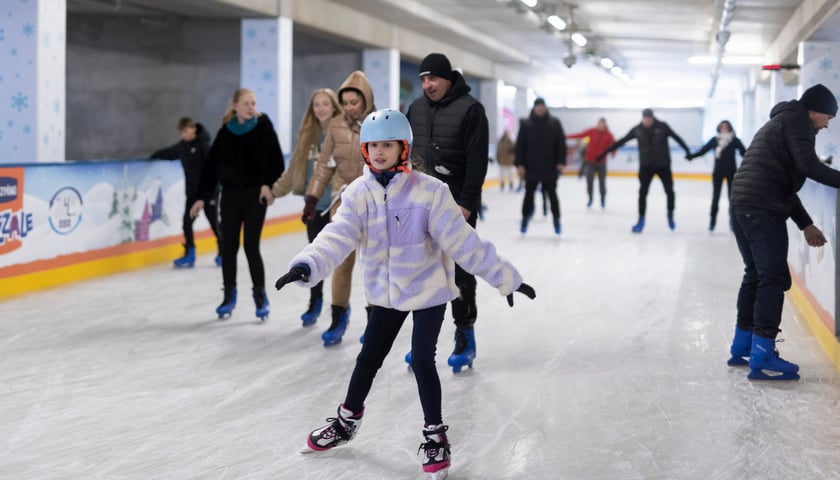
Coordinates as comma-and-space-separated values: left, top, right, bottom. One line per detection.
534, 97, 546, 107
800, 84, 838, 116
419, 53, 453, 81
642, 108, 654, 118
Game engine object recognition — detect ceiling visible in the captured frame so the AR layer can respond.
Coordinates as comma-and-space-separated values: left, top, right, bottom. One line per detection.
67, 0, 840, 107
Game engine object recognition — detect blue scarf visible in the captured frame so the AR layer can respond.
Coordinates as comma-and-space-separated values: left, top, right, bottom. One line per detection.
373, 169, 398, 187
226, 116, 258, 135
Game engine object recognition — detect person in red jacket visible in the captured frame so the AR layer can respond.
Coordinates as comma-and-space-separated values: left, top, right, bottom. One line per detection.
567, 117, 615, 209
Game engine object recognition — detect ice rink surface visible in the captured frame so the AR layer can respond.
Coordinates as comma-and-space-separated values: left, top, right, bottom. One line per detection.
4, 175, 840, 480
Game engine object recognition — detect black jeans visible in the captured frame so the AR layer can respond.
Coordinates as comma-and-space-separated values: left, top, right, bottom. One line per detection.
522, 179, 560, 220
453, 209, 479, 328
344, 304, 447, 425
584, 162, 607, 201
219, 186, 267, 291
183, 194, 220, 253
710, 172, 733, 221
306, 209, 331, 299
637, 166, 674, 216
732, 207, 791, 338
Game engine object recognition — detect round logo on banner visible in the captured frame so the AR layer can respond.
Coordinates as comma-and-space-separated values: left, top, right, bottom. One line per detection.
49, 186, 84, 235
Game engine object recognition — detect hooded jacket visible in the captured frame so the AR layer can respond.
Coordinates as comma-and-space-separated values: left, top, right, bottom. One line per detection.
601, 118, 689, 169
305, 71, 375, 213
290, 166, 522, 311
197, 114, 284, 199
406, 71, 489, 213
150, 123, 211, 198
515, 109, 567, 182
730, 99, 840, 227
271, 116, 337, 211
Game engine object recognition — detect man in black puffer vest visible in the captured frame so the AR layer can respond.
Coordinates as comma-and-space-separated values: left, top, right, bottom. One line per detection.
597, 108, 691, 233
406, 53, 489, 373
727, 83, 839, 381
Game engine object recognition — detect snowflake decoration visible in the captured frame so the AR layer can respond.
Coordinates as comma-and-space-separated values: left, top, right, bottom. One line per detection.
819, 57, 832, 72
11, 92, 28, 111
53, 99, 61, 113
22, 125, 30, 134
43, 135, 48, 145
261, 70, 272, 82
10, 48, 17, 56
0, 130, 3, 141
246, 28, 257, 39
22, 22, 34, 37
0, 28, 5, 41
6, 120, 13, 127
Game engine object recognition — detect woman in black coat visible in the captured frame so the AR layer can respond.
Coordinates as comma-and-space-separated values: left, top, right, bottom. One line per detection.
191, 88, 284, 320
687, 120, 746, 231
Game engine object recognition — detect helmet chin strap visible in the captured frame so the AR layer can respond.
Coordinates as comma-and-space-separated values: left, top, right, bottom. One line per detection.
362, 140, 411, 174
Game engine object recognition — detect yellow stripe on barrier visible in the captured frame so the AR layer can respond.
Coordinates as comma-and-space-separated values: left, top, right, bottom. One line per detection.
788, 279, 840, 370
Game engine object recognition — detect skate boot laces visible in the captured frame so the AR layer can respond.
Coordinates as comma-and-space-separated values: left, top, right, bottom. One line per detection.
419, 425, 451, 473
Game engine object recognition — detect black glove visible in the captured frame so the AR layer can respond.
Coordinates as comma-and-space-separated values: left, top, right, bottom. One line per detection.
275, 263, 311, 291
506, 282, 536, 307
301, 196, 318, 224
685, 153, 694, 161
594, 153, 606, 162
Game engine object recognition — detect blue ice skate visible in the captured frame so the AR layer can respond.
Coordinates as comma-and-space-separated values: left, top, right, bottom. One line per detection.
322, 305, 350, 347
747, 335, 799, 381
447, 327, 476, 373
667, 212, 676, 231
254, 288, 269, 321
553, 217, 561, 235
301, 296, 323, 327
216, 288, 237, 319
727, 326, 752, 366
214, 254, 222, 267
631, 216, 645, 233
173, 246, 195, 268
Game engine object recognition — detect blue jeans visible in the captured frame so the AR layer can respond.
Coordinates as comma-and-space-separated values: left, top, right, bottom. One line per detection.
731, 207, 791, 338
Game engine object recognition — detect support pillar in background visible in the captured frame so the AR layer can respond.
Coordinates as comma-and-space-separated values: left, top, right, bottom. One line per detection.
0, 0, 66, 164
241, 17, 293, 153
363, 48, 399, 111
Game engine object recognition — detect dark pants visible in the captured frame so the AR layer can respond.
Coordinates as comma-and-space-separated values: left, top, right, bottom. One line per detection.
306, 209, 331, 300
710, 171, 733, 221
638, 166, 674, 216
584, 162, 607, 201
453, 210, 479, 329
522, 179, 560, 220
732, 207, 791, 338
219, 186, 267, 291
344, 304, 447, 425
183, 194, 221, 253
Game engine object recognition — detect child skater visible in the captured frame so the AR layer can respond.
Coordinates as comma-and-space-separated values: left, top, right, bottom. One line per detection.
274, 109, 535, 479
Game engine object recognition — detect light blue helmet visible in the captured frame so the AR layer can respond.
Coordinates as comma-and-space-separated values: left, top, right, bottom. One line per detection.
360, 109, 413, 150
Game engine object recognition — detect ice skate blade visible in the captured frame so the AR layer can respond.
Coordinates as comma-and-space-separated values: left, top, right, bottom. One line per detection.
323, 339, 343, 347
727, 356, 748, 367
426, 467, 449, 479
217, 311, 233, 320
450, 362, 473, 374
748, 369, 800, 381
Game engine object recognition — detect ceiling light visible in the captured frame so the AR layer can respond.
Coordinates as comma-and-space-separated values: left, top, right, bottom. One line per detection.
571, 33, 587, 47
520, 0, 538, 8
610, 66, 623, 75
546, 15, 566, 30
600, 57, 614, 69
688, 55, 764, 65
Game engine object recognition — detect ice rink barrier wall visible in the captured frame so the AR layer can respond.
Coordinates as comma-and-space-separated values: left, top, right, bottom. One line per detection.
0, 158, 303, 299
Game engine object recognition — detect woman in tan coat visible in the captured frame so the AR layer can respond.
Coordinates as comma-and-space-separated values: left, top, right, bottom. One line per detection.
496, 130, 516, 191
271, 88, 343, 326
301, 70, 376, 346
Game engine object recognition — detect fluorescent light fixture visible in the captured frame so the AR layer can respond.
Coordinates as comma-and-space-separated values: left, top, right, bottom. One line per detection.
547, 15, 566, 30
571, 32, 587, 47
600, 57, 614, 69
610, 66, 623, 75
688, 55, 765, 65
520, 0, 538, 8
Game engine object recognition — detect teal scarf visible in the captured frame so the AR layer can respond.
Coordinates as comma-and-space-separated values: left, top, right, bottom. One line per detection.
226, 116, 258, 135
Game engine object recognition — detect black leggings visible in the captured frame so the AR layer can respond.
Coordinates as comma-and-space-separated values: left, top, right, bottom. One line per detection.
637, 166, 674, 216
183, 195, 220, 253
219, 186, 267, 291
710, 171, 733, 220
344, 304, 446, 425
306, 209, 330, 299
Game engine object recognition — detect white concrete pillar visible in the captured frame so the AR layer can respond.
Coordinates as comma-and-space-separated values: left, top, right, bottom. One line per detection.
769, 70, 797, 105
240, 17, 293, 153
0, 0, 66, 163
799, 41, 840, 159
479, 79, 503, 142
362, 48, 399, 111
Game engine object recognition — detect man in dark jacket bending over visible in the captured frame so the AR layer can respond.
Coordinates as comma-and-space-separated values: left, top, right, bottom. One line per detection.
726, 84, 839, 381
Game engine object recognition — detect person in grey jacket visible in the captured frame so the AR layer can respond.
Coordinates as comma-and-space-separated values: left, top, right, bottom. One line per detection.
597, 108, 691, 232
727, 83, 839, 381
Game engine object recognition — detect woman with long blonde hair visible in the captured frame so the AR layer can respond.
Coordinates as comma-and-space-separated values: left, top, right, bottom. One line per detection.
271, 88, 343, 325
191, 87, 284, 321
